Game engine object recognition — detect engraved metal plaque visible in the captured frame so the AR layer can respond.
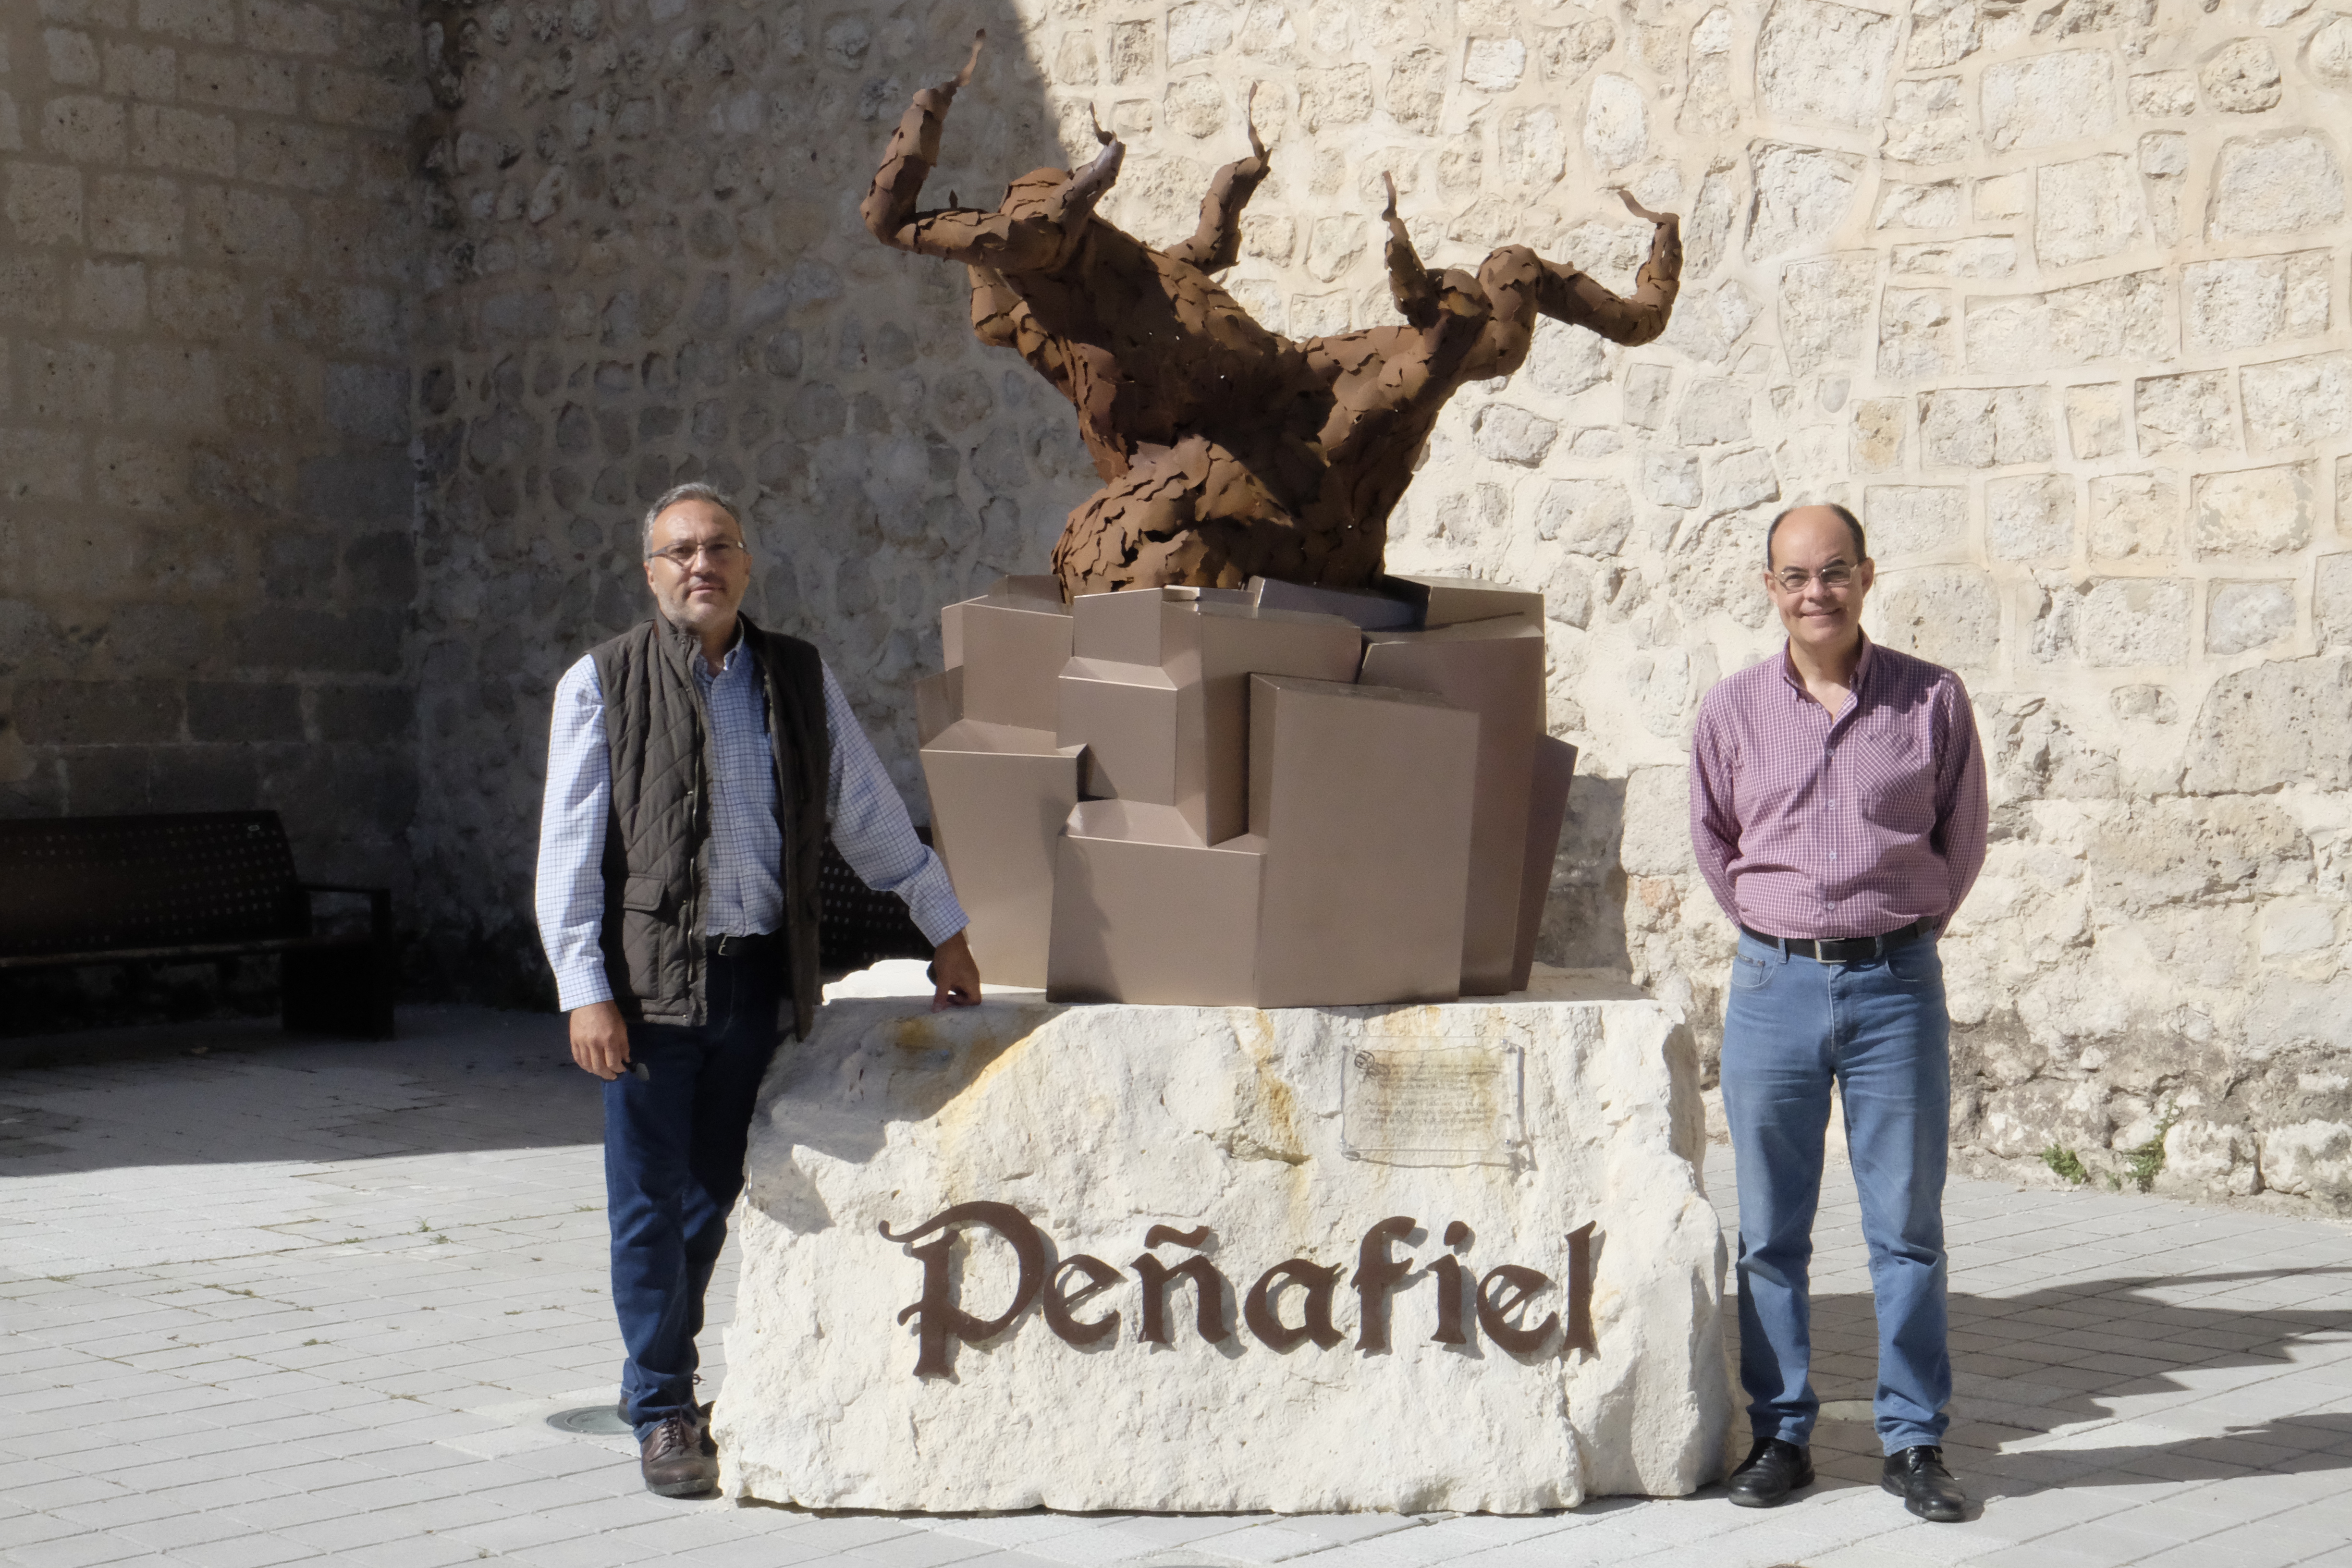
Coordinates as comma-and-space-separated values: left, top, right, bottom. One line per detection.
1341, 1045, 1523, 1165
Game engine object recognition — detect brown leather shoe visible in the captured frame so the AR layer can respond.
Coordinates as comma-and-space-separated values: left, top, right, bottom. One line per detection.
639, 1412, 718, 1497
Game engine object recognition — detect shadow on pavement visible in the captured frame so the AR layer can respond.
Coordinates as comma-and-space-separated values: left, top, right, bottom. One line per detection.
1797, 1270, 2352, 1498
0, 1004, 607, 1170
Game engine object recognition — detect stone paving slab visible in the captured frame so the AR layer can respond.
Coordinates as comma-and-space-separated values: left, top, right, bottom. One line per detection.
2, 1005, 2349, 1567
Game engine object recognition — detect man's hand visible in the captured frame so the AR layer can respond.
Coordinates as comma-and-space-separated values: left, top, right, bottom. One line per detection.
930, 931, 981, 1010
570, 1000, 632, 1079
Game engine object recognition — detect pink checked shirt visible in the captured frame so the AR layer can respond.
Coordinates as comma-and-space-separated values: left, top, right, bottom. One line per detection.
1688, 637, 1988, 941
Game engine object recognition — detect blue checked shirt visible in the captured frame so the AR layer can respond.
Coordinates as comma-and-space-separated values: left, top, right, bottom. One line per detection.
534, 632, 968, 1011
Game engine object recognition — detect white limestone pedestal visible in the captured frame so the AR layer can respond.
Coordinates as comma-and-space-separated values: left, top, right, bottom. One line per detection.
715, 964, 1732, 1513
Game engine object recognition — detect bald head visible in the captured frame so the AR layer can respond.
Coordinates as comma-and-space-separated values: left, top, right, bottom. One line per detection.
1766, 503, 1865, 570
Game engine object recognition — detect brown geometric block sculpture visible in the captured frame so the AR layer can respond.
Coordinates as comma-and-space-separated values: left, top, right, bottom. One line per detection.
1381, 574, 1547, 630
919, 577, 1082, 988
942, 576, 1072, 733
1359, 618, 1546, 995
919, 568, 1571, 1009
1058, 588, 1361, 845
919, 718, 1083, 990
1245, 675, 1478, 1008
1046, 800, 1265, 1005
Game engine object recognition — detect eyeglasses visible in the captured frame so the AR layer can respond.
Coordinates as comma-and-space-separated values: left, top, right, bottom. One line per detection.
1770, 563, 1856, 593
647, 541, 747, 570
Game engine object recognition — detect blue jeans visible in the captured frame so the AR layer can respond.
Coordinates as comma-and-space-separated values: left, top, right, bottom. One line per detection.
604, 948, 784, 1439
1719, 930, 1951, 1455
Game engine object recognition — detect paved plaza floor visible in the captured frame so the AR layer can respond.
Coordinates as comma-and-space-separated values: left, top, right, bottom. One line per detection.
3, 1003, 2349, 1568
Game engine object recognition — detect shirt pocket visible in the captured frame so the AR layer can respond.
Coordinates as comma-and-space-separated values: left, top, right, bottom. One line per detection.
1844, 729, 1938, 837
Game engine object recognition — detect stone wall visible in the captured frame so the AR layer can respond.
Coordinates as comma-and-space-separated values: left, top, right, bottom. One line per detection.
346, 0, 2352, 1205
0, 0, 423, 890
405, 0, 1086, 995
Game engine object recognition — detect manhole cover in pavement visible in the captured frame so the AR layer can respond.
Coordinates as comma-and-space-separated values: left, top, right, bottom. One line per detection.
547, 1405, 633, 1436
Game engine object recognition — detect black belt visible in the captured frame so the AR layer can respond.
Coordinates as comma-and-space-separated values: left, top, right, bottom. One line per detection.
1741, 918, 1936, 963
703, 931, 779, 958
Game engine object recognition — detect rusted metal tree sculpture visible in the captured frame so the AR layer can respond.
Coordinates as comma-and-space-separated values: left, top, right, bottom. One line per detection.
863, 34, 1683, 599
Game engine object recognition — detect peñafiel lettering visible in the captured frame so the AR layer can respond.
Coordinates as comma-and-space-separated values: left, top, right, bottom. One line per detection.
881, 1204, 1597, 1379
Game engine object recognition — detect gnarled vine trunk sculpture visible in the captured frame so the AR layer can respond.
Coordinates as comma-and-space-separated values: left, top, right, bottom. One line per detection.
863, 34, 1684, 599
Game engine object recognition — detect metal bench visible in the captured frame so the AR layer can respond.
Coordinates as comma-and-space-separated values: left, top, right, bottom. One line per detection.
817, 838, 937, 979
0, 812, 396, 1040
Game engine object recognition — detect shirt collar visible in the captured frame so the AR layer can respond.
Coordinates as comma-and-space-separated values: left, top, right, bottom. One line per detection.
667, 617, 745, 682
1777, 631, 1875, 699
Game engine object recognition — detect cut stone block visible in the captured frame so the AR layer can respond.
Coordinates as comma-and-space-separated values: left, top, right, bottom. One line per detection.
1059, 588, 1362, 845
1249, 674, 1477, 1007
1382, 573, 1545, 628
1360, 619, 1548, 996
942, 577, 1072, 733
919, 718, 1085, 990
1046, 799, 1263, 1004
717, 969, 1733, 1512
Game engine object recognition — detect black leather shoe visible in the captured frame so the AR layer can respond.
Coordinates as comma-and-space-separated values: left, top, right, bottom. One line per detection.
1882, 1445, 1967, 1521
639, 1412, 719, 1497
1725, 1437, 1813, 1507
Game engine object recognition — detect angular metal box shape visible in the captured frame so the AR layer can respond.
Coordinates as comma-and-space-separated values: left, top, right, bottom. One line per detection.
942, 576, 1073, 734
1359, 618, 1546, 996
921, 575, 1569, 1008
1060, 588, 1361, 845
919, 718, 1083, 990
1046, 799, 1264, 1005
1246, 675, 1478, 1008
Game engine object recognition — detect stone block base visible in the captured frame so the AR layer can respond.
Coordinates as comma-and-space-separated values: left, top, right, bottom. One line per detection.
715, 966, 1732, 1513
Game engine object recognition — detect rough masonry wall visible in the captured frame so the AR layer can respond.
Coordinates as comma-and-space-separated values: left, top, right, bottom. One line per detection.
411, 0, 2352, 1207
0, 0, 423, 891
407, 0, 1082, 996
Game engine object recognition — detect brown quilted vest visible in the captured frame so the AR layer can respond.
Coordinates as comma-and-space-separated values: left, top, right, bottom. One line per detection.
588, 612, 830, 1039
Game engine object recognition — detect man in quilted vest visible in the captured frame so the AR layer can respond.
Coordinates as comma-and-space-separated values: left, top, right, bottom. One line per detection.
534, 481, 980, 1496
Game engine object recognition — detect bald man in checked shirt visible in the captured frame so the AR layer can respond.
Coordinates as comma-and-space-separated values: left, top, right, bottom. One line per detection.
1689, 502, 1987, 1524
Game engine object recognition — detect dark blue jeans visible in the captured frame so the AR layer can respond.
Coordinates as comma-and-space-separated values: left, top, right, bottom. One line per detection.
604, 948, 783, 1439
1719, 930, 1952, 1455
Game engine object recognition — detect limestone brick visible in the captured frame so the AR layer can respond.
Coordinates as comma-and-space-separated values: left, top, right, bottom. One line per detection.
1983, 50, 2115, 153
1871, 565, 1999, 668
2206, 580, 2295, 656
2199, 38, 2281, 113
2034, 153, 2144, 268
1864, 484, 1967, 561
2135, 371, 2238, 455
7, 163, 85, 247
2209, 133, 2345, 239
2191, 463, 2314, 558
2317, 554, 2352, 651
2088, 472, 2178, 562
1986, 475, 2073, 562
2240, 352, 2352, 453
88, 174, 183, 256
2183, 252, 2331, 351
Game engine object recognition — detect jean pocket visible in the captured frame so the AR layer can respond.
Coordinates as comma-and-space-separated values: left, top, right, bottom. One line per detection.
1730, 953, 1771, 992
1885, 942, 1942, 987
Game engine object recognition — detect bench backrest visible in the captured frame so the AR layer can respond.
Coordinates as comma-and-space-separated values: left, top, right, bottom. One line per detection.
817, 840, 934, 977
0, 812, 308, 957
